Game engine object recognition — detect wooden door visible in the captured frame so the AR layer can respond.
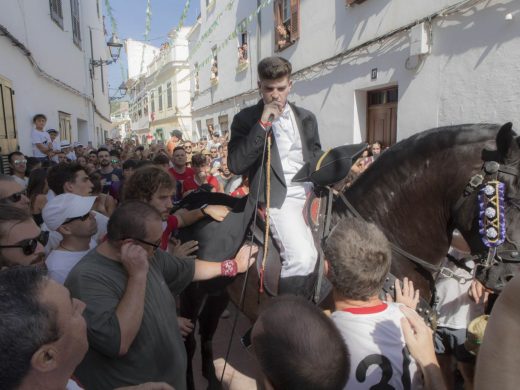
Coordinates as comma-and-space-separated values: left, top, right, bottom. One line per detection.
367, 87, 397, 147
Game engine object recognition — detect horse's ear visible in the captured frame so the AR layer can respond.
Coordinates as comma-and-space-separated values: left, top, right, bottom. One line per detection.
496, 122, 518, 162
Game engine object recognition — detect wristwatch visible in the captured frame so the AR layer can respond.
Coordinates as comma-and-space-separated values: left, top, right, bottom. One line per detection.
200, 204, 209, 216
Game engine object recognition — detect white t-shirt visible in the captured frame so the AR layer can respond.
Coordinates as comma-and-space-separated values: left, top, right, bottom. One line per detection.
46, 249, 90, 284
31, 129, 52, 158
332, 302, 423, 390
436, 248, 484, 329
11, 175, 28, 189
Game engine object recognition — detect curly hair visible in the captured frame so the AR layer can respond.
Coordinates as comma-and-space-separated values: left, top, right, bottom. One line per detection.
122, 166, 175, 202
324, 218, 391, 301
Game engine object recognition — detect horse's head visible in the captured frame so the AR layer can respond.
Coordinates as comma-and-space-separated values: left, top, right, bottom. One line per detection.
456, 122, 520, 292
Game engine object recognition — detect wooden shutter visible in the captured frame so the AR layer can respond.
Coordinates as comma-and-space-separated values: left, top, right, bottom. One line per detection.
290, 0, 300, 41
274, 0, 282, 50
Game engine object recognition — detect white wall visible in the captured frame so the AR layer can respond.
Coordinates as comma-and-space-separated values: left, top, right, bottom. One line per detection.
0, 0, 112, 154
188, 0, 520, 148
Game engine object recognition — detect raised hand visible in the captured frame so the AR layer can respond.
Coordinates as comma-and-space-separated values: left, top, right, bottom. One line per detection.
234, 244, 259, 273
120, 241, 149, 278
204, 205, 230, 221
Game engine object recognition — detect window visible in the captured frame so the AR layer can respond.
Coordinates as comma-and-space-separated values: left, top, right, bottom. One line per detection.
210, 47, 218, 83
218, 115, 229, 133
237, 21, 249, 69
194, 63, 200, 93
196, 120, 202, 137
150, 91, 155, 114
143, 96, 149, 116
70, 0, 81, 47
205, 118, 214, 137
0, 76, 17, 144
138, 98, 142, 118
167, 82, 172, 108
50, 0, 64, 29
58, 111, 72, 143
274, 0, 300, 51
158, 86, 163, 111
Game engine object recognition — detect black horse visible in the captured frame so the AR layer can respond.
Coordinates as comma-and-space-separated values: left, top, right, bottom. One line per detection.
180, 122, 520, 388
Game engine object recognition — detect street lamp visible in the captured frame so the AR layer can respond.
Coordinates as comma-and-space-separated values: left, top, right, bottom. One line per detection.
91, 33, 123, 67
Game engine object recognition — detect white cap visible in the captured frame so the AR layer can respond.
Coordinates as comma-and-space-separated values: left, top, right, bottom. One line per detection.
42, 193, 96, 231
74, 142, 84, 148
60, 140, 71, 148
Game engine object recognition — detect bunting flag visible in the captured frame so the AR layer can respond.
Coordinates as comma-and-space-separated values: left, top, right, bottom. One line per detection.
139, 0, 153, 75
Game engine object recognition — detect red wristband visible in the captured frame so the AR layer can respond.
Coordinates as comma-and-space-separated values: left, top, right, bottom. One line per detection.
221, 259, 238, 277
259, 119, 272, 129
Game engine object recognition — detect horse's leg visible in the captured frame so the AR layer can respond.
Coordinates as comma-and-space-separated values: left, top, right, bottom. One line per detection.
198, 289, 230, 389
180, 283, 207, 390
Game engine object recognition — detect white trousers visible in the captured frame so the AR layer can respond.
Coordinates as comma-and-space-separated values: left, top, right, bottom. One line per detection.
269, 196, 318, 278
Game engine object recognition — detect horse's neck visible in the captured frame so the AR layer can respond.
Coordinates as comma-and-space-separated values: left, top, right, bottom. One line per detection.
343, 151, 481, 264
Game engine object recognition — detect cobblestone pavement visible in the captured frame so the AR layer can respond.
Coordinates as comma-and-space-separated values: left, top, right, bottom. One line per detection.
192, 303, 263, 389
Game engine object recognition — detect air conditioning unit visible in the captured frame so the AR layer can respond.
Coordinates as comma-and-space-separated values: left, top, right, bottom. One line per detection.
410, 22, 430, 56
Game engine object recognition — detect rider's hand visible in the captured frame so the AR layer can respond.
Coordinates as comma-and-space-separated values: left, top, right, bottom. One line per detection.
261, 97, 284, 124
204, 205, 230, 221
387, 277, 420, 310
235, 244, 259, 273
120, 241, 149, 278
469, 279, 490, 304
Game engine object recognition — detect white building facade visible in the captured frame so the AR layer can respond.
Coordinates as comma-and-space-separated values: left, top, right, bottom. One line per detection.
0, 0, 115, 164
188, 0, 520, 148
126, 28, 192, 145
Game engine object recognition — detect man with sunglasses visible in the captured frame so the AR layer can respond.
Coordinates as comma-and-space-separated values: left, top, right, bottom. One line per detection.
65, 201, 257, 390
0, 205, 45, 268
0, 174, 30, 211
42, 193, 98, 284
8, 151, 29, 188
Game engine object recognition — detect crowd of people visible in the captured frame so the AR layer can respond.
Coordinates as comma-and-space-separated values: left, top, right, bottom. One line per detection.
0, 55, 516, 390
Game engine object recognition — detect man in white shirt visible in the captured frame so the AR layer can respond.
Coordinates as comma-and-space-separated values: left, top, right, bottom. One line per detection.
47, 129, 61, 162
324, 218, 438, 390
8, 151, 29, 188
228, 56, 322, 297
42, 193, 98, 284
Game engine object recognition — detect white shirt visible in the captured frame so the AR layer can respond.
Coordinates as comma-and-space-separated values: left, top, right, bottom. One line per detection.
31, 129, 52, 158
271, 105, 309, 200
436, 248, 484, 329
11, 175, 28, 189
46, 249, 90, 284
332, 303, 423, 390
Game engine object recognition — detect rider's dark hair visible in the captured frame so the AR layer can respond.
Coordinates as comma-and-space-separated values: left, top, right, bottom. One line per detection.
257, 56, 292, 81
252, 295, 350, 390
106, 201, 161, 242
0, 267, 59, 390
324, 218, 391, 301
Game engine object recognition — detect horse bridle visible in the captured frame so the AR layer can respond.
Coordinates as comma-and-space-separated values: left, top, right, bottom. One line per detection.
452, 159, 520, 292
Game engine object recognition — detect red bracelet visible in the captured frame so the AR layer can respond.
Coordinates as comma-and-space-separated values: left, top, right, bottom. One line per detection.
259, 120, 272, 129
221, 259, 238, 277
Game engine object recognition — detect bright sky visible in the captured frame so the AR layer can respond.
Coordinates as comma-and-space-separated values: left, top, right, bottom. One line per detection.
104, 0, 200, 98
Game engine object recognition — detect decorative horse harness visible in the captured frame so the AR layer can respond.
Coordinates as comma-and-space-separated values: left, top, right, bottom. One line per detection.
307, 157, 520, 328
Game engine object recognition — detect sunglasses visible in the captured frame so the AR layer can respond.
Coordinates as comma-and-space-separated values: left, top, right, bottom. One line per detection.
123, 237, 161, 251
13, 159, 27, 165
63, 212, 91, 224
0, 237, 40, 255
0, 190, 26, 204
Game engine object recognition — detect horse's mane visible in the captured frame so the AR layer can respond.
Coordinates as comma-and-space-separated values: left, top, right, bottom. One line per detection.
348, 123, 500, 196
